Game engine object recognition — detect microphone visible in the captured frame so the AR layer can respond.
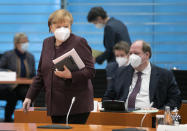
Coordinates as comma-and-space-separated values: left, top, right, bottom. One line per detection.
112, 103, 153, 131
37, 97, 76, 129
66, 97, 76, 126
140, 102, 154, 127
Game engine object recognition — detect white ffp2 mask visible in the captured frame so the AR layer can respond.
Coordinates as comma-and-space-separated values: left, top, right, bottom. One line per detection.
116, 57, 128, 67
129, 54, 142, 68
54, 27, 70, 42
21, 42, 29, 52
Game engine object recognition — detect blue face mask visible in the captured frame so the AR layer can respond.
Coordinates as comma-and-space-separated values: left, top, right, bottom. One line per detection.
21, 42, 29, 52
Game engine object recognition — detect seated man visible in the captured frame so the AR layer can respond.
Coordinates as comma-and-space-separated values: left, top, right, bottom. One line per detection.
103, 40, 181, 110
106, 41, 130, 80
0, 33, 36, 122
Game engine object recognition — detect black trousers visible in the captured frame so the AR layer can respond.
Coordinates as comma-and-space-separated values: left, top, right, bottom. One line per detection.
51, 112, 90, 124
0, 85, 28, 122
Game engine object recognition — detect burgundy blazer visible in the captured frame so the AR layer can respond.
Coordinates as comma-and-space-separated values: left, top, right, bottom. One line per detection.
26, 33, 95, 116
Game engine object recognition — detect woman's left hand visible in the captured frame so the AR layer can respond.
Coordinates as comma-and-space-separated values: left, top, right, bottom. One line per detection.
54, 65, 72, 79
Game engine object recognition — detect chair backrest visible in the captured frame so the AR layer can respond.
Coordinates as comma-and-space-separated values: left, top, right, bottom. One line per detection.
0, 54, 2, 59
91, 69, 107, 98
172, 70, 187, 100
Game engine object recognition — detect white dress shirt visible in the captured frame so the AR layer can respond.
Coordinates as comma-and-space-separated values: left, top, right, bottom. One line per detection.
125, 62, 151, 109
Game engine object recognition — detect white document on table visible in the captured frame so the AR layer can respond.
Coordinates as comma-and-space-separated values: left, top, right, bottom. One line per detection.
92, 101, 98, 112
0, 72, 16, 81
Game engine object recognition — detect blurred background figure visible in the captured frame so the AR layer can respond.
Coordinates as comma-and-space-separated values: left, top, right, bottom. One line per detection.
106, 41, 130, 80
0, 32, 36, 122
87, 6, 131, 65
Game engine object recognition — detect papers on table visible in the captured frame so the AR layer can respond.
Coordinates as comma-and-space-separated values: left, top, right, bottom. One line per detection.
98, 102, 104, 111
0, 72, 16, 81
92, 101, 98, 112
157, 124, 187, 131
92, 101, 105, 112
133, 109, 159, 113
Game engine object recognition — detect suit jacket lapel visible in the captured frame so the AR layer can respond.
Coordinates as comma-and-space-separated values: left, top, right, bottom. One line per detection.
149, 64, 160, 102
121, 65, 134, 100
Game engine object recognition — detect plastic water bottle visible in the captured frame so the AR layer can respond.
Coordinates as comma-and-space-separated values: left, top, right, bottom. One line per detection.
164, 106, 173, 125
171, 107, 181, 126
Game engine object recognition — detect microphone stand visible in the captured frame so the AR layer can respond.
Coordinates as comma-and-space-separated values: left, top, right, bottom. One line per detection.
65, 97, 76, 129
112, 102, 154, 131
37, 97, 76, 129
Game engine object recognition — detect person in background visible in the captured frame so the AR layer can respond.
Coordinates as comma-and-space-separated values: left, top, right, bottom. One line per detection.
103, 40, 181, 110
23, 9, 95, 124
0, 33, 36, 122
106, 41, 130, 80
87, 6, 131, 64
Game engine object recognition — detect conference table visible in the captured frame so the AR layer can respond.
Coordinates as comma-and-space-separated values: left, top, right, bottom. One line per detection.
0, 78, 33, 84
15, 107, 156, 127
1, 78, 186, 126
0, 123, 155, 131
14, 104, 187, 127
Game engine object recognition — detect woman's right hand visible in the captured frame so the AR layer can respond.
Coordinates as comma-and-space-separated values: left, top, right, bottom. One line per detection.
23, 98, 31, 112
54, 66, 72, 79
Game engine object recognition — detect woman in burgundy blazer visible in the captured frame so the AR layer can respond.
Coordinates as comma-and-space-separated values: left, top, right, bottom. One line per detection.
23, 9, 95, 124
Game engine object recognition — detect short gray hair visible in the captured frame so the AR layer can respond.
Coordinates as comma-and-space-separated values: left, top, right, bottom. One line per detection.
14, 33, 27, 44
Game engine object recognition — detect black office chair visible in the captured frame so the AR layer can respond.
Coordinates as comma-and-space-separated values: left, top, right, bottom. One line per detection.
172, 70, 187, 100
91, 69, 107, 98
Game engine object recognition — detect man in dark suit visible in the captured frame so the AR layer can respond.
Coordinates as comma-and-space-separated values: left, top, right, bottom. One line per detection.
87, 7, 131, 64
103, 40, 181, 110
106, 41, 130, 79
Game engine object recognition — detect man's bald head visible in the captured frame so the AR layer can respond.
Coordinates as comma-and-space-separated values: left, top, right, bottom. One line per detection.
130, 40, 152, 59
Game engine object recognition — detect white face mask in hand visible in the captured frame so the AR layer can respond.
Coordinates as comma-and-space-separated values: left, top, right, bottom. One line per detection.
116, 57, 128, 67
129, 54, 142, 68
54, 27, 70, 42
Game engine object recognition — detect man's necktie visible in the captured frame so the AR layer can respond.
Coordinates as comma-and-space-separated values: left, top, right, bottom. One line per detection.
128, 72, 142, 109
